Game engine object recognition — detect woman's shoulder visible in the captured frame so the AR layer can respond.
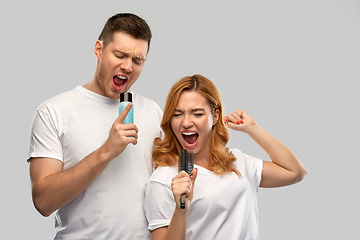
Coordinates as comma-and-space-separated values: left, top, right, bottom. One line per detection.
230, 148, 263, 170
230, 148, 263, 183
149, 165, 178, 186
229, 148, 246, 162
230, 148, 262, 162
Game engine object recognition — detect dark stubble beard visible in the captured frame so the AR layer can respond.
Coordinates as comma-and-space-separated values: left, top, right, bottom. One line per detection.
95, 63, 118, 100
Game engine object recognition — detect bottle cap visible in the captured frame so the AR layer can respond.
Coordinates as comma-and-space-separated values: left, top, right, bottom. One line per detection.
120, 92, 132, 102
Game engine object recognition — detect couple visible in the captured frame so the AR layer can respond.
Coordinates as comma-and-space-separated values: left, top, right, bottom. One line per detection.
28, 13, 307, 240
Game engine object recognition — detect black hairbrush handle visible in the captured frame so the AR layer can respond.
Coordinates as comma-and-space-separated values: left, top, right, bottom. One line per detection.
180, 194, 186, 209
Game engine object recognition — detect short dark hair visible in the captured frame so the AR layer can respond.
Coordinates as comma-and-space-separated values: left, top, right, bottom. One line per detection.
98, 13, 152, 52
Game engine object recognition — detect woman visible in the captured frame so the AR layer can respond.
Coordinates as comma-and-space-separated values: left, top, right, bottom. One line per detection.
144, 74, 307, 240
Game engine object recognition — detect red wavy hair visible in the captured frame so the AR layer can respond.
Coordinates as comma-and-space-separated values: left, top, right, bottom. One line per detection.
153, 74, 240, 176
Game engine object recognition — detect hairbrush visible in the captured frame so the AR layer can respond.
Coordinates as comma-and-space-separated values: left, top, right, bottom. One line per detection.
178, 149, 194, 209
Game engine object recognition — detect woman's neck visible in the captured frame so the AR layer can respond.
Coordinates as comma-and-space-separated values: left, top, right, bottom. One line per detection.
193, 150, 211, 171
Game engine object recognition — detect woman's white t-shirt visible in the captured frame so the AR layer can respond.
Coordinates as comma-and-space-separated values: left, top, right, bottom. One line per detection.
144, 148, 263, 240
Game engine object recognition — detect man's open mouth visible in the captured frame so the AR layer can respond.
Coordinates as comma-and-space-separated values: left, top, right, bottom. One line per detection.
182, 132, 199, 146
113, 75, 128, 90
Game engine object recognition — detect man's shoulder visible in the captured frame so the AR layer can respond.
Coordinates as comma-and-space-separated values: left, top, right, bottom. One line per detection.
132, 92, 160, 108
131, 92, 163, 119
36, 87, 81, 112
42, 87, 79, 103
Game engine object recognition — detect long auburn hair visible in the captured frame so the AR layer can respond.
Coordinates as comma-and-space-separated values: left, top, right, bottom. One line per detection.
153, 74, 240, 176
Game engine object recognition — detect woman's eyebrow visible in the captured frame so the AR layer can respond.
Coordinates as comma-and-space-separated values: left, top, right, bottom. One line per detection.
191, 108, 206, 112
173, 108, 205, 113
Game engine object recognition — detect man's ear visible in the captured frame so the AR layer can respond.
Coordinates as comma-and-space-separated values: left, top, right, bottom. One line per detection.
94, 40, 103, 60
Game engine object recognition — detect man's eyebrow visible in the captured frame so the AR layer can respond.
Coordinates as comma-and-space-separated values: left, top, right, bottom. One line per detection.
134, 55, 147, 60
114, 50, 146, 60
114, 50, 127, 55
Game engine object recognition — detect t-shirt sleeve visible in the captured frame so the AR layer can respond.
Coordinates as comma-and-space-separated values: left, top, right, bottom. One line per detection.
144, 179, 176, 231
243, 153, 263, 191
154, 101, 165, 140
232, 149, 263, 191
28, 109, 63, 162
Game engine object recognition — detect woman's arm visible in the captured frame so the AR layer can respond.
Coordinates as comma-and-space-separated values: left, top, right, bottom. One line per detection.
151, 169, 198, 240
225, 109, 307, 188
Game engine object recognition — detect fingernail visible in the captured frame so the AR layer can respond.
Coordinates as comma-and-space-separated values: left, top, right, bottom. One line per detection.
236, 120, 240, 124
240, 120, 244, 124
225, 119, 229, 123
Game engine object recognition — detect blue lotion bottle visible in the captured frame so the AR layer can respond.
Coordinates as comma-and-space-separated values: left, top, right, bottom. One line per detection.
119, 92, 133, 124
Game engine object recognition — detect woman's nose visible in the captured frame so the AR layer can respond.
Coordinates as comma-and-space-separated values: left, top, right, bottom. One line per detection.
182, 115, 193, 128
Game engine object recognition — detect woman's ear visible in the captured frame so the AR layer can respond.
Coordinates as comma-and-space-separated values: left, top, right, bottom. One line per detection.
94, 40, 103, 60
213, 109, 220, 125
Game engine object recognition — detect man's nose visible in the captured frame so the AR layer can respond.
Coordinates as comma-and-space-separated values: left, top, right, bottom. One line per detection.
120, 58, 132, 73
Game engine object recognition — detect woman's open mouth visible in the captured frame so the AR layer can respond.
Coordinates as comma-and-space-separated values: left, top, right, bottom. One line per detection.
182, 132, 199, 147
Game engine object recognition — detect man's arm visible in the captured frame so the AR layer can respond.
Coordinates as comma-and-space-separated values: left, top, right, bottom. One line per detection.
29, 103, 137, 216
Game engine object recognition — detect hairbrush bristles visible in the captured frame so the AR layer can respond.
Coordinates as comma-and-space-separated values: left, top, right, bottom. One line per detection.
178, 149, 194, 175
187, 154, 194, 176
178, 149, 194, 209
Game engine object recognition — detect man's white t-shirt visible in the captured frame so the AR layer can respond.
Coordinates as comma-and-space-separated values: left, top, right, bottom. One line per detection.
29, 86, 163, 239
144, 149, 263, 240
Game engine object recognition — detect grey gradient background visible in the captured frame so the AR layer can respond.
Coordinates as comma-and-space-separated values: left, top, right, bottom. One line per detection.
1, 0, 359, 239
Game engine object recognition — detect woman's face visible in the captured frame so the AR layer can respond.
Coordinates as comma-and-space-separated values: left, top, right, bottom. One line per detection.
170, 90, 219, 158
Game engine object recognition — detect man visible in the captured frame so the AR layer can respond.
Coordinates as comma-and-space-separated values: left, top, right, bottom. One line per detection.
28, 13, 162, 239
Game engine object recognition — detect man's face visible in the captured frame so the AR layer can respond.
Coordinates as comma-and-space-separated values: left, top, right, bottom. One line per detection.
93, 31, 148, 99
